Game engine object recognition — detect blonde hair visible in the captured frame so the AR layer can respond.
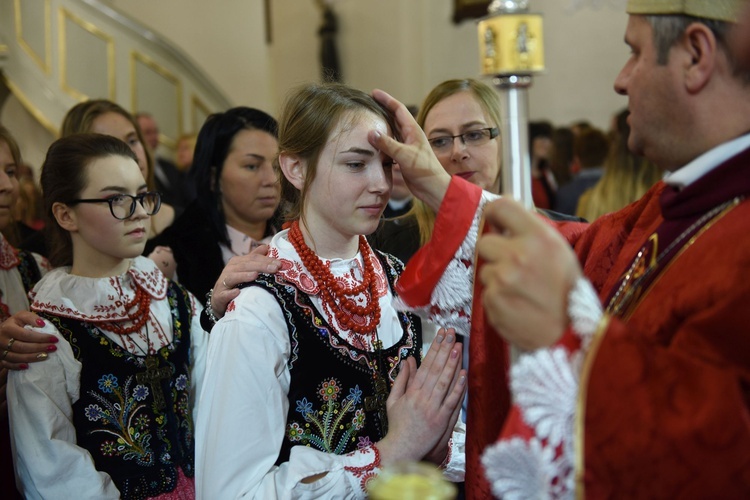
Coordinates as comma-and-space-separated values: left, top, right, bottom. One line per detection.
411, 78, 502, 245
576, 110, 663, 221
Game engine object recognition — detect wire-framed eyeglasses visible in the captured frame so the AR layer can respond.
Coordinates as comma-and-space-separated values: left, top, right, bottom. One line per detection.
428, 127, 500, 154
67, 192, 162, 220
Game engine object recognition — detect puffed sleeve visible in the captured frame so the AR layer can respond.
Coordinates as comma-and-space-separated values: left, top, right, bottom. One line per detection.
195, 287, 383, 499
8, 323, 120, 499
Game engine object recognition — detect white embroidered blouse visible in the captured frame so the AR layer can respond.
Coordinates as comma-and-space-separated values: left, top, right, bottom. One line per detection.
0, 233, 48, 318
7, 256, 207, 500
195, 229, 465, 499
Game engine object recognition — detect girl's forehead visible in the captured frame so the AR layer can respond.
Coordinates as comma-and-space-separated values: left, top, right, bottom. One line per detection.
83, 155, 144, 188
327, 110, 389, 143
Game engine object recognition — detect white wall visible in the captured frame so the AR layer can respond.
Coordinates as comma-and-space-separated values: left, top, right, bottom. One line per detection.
109, 0, 273, 113
88, 0, 631, 127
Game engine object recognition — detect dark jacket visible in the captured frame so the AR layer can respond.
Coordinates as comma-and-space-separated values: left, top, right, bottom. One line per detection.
148, 201, 226, 304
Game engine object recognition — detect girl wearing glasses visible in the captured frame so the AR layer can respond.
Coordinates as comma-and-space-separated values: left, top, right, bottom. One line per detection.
61, 99, 177, 243
7, 134, 207, 499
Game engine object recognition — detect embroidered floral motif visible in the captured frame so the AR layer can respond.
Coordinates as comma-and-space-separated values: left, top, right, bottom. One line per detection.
357, 436, 372, 451
85, 373, 155, 466
344, 444, 381, 493
288, 423, 305, 442
30, 258, 168, 323
486, 347, 582, 499
319, 379, 340, 401
511, 348, 578, 450
0, 236, 20, 270
287, 379, 367, 455
98, 374, 119, 393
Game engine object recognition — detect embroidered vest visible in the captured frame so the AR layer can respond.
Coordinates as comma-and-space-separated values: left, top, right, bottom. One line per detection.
16, 250, 42, 293
243, 251, 421, 464
38, 281, 194, 500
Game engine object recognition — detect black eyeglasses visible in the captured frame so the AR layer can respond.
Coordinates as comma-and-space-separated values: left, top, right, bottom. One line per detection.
427, 127, 500, 154
67, 192, 162, 220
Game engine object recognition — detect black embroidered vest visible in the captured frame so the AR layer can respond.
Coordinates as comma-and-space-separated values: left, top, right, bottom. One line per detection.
38, 281, 195, 500
243, 251, 421, 465
16, 250, 42, 293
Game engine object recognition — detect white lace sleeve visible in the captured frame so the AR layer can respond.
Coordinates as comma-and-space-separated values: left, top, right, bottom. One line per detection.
394, 191, 498, 337
481, 278, 604, 499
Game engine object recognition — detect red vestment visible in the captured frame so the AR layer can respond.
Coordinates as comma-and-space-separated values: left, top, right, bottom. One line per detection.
400, 145, 750, 497
498, 147, 750, 497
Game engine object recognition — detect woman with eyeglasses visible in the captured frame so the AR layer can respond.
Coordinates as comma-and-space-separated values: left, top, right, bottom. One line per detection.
7, 133, 207, 499
372, 79, 502, 263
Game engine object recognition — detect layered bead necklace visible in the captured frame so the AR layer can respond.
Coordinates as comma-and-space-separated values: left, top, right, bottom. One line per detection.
288, 220, 381, 338
97, 282, 152, 336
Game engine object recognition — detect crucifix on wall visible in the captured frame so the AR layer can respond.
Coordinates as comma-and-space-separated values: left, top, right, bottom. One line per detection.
315, 0, 342, 82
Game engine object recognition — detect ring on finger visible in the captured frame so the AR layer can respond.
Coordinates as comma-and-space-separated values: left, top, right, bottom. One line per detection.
222, 278, 229, 288
1, 349, 9, 360
7, 337, 16, 350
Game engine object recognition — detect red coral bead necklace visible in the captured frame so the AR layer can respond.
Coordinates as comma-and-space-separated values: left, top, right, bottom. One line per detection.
97, 282, 152, 336
288, 220, 381, 337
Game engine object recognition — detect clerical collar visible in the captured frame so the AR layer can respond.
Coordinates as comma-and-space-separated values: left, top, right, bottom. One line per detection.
665, 133, 750, 189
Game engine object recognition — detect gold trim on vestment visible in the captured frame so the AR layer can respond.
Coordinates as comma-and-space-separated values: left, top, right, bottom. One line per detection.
574, 312, 611, 499
620, 199, 742, 321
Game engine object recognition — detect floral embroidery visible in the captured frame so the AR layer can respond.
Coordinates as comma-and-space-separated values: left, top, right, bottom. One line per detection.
101, 441, 117, 457
288, 423, 304, 442
319, 379, 340, 401
174, 374, 188, 391
98, 374, 119, 393
86, 373, 155, 466
511, 348, 578, 450
0, 236, 20, 269
287, 379, 366, 455
357, 436, 372, 451
484, 346, 583, 499
344, 444, 381, 493
296, 398, 313, 417
85, 404, 104, 421
347, 386, 363, 405
133, 385, 149, 400
352, 409, 366, 430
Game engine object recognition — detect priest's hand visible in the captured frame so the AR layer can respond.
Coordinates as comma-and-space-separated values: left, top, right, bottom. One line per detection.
209, 244, 281, 318
478, 197, 583, 350
377, 329, 466, 466
369, 89, 451, 213
0, 311, 57, 370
